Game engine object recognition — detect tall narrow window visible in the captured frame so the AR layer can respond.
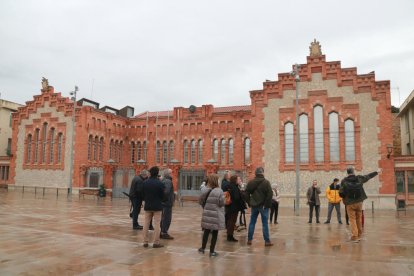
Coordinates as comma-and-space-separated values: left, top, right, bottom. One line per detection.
88, 136, 93, 160
244, 138, 251, 164
221, 139, 226, 164
228, 139, 234, 164
284, 123, 294, 163
299, 114, 309, 163
34, 129, 40, 163
143, 141, 147, 161
212, 139, 218, 161
99, 138, 104, 161
198, 140, 203, 163
119, 141, 123, 162
131, 142, 135, 164
109, 140, 114, 159
345, 119, 355, 161
190, 140, 196, 164
94, 136, 98, 161
169, 141, 174, 161
42, 123, 48, 163
329, 112, 340, 162
183, 140, 189, 163
314, 106, 324, 162
27, 134, 32, 163
162, 141, 168, 164
137, 142, 141, 161
156, 141, 161, 163
57, 133, 63, 163
49, 128, 55, 164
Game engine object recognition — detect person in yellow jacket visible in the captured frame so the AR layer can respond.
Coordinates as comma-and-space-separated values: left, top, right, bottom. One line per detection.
324, 178, 343, 224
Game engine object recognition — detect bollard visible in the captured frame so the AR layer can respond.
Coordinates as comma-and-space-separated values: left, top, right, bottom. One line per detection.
372, 201, 374, 215
22, 186, 24, 194
57, 188, 59, 198
294, 199, 296, 213
43, 187, 45, 197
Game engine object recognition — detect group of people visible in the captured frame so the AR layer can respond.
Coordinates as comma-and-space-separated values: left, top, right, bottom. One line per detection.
128, 166, 175, 248
129, 164, 380, 254
306, 167, 381, 242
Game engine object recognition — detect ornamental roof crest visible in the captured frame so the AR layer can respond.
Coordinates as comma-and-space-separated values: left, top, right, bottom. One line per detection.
309, 39, 322, 57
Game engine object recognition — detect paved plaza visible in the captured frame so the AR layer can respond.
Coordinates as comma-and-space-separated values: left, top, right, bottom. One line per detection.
0, 189, 413, 275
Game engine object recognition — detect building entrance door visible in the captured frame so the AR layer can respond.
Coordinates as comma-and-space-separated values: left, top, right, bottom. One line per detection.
178, 169, 205, 197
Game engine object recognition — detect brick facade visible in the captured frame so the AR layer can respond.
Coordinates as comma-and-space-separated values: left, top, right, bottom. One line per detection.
9, 43, 396, 208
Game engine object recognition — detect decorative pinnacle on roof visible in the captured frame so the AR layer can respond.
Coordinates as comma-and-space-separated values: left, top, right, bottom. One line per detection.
309, 39, 322, 57
41, 77, 49, 90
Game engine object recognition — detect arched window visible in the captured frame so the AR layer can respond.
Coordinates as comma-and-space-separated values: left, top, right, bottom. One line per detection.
220, 139, 226, 164
190, 140, 196, 164
88, 136, 93, 161
244, 138, 251, 164
109, 140, 114, 159
299, 114, 309, 162
114, 141, 119, 161
284, 123, 294, 163
162, 141, 168, 164
94, 136, 98, 161
143, 141, 147, 161
345, 119, 355, 161
169, 141, 174, 161
137, 141, 141, 161
99, 138, 104, 161
57, 133, 63, 163
27, 134, 32, 163
49, 128, 55, 164
329, 112, 340, 162
212, 139, 218, 161
228, 139, 234, 164
313, 106, 324, 162
119, 141, 123, 162
198, 139, 203, 163
131, 142, 135, 164
42, 123, 48, 163
34, 129, 40, 163
183, 140, 189, 163
156, 141, 161, 163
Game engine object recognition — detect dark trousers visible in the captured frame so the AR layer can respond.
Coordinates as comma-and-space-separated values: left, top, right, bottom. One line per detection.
308, 203, 320, 222
345, 205, 349, 224
238, 210, 246, 225
161, 206, 172, 234
326, 203, 342, 222
226, 212, 238, 236
131, 197, 142, 227
201, 229, 218, 253
270, 200, 279, 223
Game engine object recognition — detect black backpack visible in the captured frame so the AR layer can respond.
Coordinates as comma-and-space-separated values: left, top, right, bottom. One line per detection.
346, 181, 363, 199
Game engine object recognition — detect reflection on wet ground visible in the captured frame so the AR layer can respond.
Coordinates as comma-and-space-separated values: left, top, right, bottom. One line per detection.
0, 190, 413, 275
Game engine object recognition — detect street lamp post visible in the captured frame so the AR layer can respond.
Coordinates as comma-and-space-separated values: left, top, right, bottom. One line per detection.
291, 64, 300, 216
68, 86, 78, 195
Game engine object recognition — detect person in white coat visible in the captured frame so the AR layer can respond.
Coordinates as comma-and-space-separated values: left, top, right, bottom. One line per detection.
270, 183, 280, 224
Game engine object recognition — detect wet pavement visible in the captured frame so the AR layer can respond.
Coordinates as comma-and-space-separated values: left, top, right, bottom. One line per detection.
0, 190, 414, 275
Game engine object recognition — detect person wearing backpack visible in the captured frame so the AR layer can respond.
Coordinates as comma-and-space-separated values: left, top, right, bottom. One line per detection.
339, 167, 381, 243
245, 167, 274, 246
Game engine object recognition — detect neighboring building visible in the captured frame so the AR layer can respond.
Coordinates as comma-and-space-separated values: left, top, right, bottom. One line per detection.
395, 90, 414, 206
0, 99, 23, 185
9, 41, 397, 208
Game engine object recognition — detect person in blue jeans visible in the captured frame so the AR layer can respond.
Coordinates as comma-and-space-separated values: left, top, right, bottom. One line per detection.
245, 167, 274, 246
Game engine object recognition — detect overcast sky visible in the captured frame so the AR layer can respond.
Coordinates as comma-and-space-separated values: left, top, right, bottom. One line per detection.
1, 0, 413, 113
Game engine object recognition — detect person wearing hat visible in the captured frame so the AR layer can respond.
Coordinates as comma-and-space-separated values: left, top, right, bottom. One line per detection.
129, 169, 149, 230
324, 178, 342, 224
245, 167, 274, 246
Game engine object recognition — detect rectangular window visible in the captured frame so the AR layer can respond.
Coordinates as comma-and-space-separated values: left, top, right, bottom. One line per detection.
395, 171, 405, 193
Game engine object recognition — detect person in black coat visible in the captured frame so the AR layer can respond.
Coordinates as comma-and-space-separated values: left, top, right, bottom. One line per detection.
160, 168, 175, 240
225, 175, 244, 242
142, 166, 165, 248
129, 169, 149, 230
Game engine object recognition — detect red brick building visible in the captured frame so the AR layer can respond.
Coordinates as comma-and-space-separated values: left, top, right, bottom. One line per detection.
9, 41, 396, 208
